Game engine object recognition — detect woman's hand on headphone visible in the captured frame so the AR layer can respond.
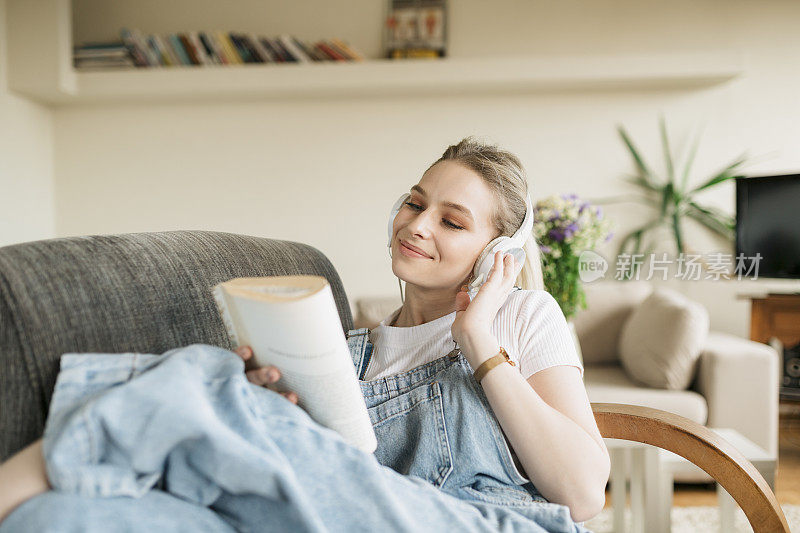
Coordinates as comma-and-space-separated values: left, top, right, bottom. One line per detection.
234, 345, 299, 405
451, 250, 517, 345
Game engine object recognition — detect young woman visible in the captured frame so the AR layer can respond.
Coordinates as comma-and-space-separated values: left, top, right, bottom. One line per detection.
0, 137, 608, 532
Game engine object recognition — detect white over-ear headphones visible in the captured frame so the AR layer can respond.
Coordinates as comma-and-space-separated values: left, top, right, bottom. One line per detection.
387, 191, 533, 299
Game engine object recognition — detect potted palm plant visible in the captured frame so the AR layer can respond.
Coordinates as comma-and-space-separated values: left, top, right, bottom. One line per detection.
599, 118, 750, 278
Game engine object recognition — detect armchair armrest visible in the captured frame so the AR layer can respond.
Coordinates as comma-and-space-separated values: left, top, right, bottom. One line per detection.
592, 403, 789, 533
693, 331, 781, 457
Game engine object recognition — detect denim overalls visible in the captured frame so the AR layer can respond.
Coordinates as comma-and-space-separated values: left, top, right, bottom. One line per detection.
348, 328, 588, 531
0, 339, 591, 533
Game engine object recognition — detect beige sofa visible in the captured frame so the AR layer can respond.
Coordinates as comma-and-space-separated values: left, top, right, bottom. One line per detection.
574, 281, 779, 483
354, 281, 780, 484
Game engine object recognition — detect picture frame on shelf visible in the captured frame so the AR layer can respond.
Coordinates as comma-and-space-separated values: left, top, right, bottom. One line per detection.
384, 0, 447, 59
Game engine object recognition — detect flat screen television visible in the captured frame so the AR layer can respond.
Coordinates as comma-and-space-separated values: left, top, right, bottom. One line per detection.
736, 173, 800, 280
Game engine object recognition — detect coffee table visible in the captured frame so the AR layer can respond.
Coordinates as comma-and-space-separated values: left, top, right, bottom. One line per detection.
605, 428, 776, 533
605, 438, 664, 533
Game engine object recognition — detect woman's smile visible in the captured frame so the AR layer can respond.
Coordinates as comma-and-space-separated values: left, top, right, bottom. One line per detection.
399, 240, 433, 259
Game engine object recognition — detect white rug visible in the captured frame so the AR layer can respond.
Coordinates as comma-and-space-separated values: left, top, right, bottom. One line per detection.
583, 504, 800, 532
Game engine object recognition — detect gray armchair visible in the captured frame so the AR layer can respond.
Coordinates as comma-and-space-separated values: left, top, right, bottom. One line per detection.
0, 231, 352, 461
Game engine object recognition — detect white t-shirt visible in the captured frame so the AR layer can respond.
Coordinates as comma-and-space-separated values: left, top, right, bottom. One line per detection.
365, 289, 584, 381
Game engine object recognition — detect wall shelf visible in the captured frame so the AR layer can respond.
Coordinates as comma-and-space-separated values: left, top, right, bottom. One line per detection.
6, 1, 743, 106
14, 52, 744, 106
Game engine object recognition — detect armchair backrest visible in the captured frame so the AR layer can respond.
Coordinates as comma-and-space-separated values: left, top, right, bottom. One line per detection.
0, 231, 353, 461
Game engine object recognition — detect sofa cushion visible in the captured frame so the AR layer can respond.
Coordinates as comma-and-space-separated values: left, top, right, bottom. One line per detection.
572, 281, 653, 365
584, 364, 708, 425
619, 288, 709, 390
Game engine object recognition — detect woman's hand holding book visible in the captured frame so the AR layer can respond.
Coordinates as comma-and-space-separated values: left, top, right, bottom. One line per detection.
234, 345, 299, 405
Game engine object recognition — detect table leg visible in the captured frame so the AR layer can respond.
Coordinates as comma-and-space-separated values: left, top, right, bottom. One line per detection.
631, 448, 645, 533
634, 446, 666, 533
658, 457, 674, 533
717, 484, 736, 533
610, 447, 628, 533
762, 464, 776, 492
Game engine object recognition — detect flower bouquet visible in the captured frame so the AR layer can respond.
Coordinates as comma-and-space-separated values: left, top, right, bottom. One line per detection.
533, 194, 613, 320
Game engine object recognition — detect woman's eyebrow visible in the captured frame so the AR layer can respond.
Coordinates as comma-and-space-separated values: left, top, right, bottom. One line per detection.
410, 185, 475, 222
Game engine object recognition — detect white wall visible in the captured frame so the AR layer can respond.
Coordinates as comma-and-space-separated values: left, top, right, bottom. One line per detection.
46, 1, 800, 333
0, 0, 55, 247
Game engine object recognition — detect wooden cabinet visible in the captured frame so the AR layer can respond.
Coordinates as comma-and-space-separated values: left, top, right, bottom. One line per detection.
749, 293, 800, 346
748, 293, 800, 402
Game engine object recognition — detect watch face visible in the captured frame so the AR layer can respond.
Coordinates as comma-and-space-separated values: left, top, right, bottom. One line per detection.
499, 347, 515, 366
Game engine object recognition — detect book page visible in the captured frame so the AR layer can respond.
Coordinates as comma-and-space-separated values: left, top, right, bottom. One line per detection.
213, 276, 377, 454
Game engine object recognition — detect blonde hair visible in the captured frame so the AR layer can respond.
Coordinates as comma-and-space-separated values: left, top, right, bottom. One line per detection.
428, 136, 544, 291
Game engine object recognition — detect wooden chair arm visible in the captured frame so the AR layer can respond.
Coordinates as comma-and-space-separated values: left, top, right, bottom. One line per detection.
591, 403, 789, 533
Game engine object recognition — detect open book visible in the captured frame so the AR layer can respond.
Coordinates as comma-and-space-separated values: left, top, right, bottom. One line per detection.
212, 275, 377, 454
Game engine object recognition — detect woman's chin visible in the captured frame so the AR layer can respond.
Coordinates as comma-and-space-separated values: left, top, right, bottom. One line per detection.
391, 264, 412, 282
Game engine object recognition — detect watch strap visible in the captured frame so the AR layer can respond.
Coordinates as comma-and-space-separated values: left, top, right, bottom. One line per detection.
473, 346, 515, 383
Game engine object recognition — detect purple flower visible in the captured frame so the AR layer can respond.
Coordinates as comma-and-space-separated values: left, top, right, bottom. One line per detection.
548, 210, 561, 222
578, 202, 589, 214
539, 245, 552, 254
605, 232, 614, 242
548, 228, 565, 242
595, 206, 603, 218
564, 222, 580, 238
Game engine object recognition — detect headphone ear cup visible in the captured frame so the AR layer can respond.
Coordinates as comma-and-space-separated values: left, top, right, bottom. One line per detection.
473, 237, 508, 281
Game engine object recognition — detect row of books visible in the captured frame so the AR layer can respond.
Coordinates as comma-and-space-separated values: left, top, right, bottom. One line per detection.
73, 29, 366, 70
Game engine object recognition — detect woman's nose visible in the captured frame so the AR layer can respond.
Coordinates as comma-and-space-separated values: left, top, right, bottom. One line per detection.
405, 211, 435, 238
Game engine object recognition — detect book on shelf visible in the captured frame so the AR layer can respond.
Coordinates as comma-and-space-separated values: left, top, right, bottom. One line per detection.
167, 34, 191, 65
72, 30, 368, 70
228, 34, 252, 63
292, 36, 323, 61
247, 32, 276, 62
73, 42, 134, 69
240, 34, 268, 63
187, 32, 213, 65
279, 35, 312, 63
274, 37, 300, 62
261, 37, 288, 62
315, 40, 347, 61
326, 39, 353, 60
74, 57, 135, 69
146, 35, 170, 66
133, 28, 160, 66
178, 33, 201, 65
198, 32, 224, 65
120, 29, 149, 67
217, 31, 241, 64
154, 34, 180, 66
203, 32, 228, 64
212, 275, 377, 454
331, 38, 364, 61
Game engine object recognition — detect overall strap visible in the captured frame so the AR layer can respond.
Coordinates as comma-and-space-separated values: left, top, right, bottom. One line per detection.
345, 328, 373, 380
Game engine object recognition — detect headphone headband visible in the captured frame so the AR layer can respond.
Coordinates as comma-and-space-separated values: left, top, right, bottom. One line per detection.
509, 193, 534, 246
